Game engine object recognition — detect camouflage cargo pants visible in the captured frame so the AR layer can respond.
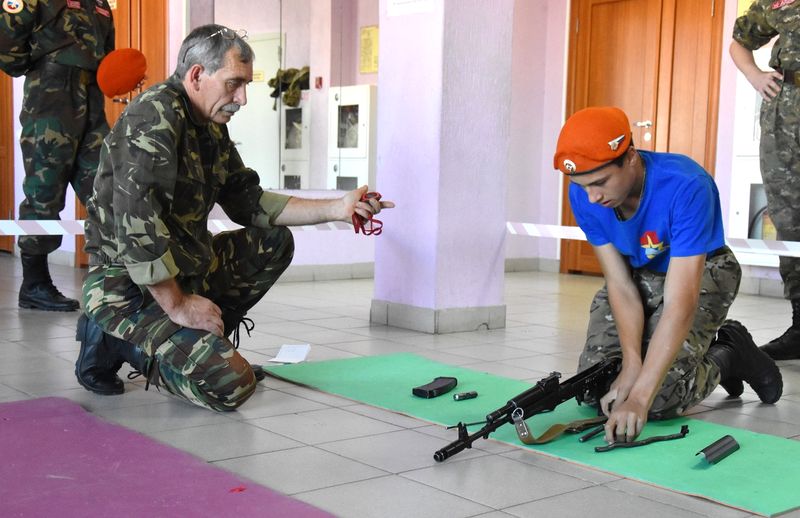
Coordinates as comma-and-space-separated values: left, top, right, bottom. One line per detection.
18, 62, 109, 255
578, 247, 741, 419
82, 227, 295, 411
760, 84, 800, 299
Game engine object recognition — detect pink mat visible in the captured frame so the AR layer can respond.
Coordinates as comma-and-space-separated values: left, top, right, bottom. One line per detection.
0, 397, 332, 517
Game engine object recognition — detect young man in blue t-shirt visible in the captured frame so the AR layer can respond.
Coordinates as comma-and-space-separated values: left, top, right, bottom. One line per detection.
555, 107, 782, 444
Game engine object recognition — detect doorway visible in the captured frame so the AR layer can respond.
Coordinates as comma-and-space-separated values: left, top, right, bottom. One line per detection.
0, 75, 13, 253
560, 0, 724, 274
226, 34, 282, 189
74, 0, 168, 267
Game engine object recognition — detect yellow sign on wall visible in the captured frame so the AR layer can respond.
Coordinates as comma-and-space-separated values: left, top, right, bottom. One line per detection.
360, 26, 379, 74
738, 0, 754, 16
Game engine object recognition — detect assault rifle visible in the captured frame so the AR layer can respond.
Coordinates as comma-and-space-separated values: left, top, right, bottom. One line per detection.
433, 357, 620, 462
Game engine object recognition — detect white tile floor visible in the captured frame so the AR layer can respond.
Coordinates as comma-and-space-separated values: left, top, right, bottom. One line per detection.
1, 253, 799, 517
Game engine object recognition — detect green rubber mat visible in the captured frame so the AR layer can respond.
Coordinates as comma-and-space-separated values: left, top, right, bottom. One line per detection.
265, 353, 800, 517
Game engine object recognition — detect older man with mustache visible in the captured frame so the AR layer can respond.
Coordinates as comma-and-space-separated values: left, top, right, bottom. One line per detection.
74, 24, 393, 411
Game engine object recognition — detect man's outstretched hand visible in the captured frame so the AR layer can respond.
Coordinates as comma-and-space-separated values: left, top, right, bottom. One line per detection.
345, 185, 395, 223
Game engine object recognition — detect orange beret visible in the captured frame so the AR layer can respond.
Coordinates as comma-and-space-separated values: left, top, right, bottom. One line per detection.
97, 48, 147, 97
553, 106, 632, 175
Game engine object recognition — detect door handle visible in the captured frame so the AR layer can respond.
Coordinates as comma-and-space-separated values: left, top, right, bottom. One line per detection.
635, 120, 653, 142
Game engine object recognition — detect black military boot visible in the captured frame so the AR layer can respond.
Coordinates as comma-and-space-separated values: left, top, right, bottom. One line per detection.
76, 314, 154, 394
707, 320, 782, 404
75, 313, 125, 395
223, 311, 265, 381
115, 336, 154, 388
760, 299, 800, 360
19, 253, 80, 311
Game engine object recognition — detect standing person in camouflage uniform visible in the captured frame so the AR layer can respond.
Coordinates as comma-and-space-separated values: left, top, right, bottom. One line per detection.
0, 0, 114, 311
74, 24, 394, 411
731, 1, 800, 360
555, 107, 782, 444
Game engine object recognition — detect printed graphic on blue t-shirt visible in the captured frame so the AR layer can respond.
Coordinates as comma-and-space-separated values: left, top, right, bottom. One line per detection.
568, 151, 725, 273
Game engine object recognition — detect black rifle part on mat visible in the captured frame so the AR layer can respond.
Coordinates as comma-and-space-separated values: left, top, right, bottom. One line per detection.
696, 434, 739, 464
579, 423, 607, 443
594, 424, 689, 452
412, 376, 458, 398
433, 357, 621, 462
453, 391, 478, 401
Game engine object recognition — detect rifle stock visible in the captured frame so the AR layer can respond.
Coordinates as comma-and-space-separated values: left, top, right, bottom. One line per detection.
433, 357, 620, 462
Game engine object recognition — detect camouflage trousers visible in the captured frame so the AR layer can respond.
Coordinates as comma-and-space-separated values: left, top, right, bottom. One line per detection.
760, 84, 800, 299
18, 62, 109, 255
578, 247, 741, 419
82, 226, 295, 411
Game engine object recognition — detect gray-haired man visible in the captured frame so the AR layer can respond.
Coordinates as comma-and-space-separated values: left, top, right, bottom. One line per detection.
75, 24, 393, 411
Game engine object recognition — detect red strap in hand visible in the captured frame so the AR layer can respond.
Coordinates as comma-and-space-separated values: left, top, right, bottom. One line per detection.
352, 192, 383, 236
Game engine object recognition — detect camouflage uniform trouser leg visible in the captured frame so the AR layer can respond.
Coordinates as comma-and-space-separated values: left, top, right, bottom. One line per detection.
18, 65, 109, 255
83, 227, 295, 411
578, 248, 741, 419
760, 85, 800, 299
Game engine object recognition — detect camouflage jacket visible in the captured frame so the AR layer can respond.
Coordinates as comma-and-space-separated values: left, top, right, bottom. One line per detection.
84, 74, 291, 286
733, 0, 800, 70
0, 0, 114, 77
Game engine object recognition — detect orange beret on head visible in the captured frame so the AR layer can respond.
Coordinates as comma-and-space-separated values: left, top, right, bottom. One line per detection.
553, 106, 632, 175
97, 48, 147, 97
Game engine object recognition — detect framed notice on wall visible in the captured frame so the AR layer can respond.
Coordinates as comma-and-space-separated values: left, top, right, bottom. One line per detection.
360, 26, 379, 74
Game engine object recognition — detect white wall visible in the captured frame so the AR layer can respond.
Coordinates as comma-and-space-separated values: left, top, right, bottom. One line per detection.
8, 0, 749, 274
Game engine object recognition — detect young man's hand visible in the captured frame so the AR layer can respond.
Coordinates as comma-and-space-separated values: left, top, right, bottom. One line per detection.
600, 361, 641, 416
601, 361, 647, 442
747, 69, 783, 101
604, 396, 649, 443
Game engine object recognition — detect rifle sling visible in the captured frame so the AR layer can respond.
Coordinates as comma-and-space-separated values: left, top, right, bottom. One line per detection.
512, 413, 608, 445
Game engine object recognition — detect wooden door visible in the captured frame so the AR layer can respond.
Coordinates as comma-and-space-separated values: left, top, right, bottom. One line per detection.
75, 0, 168, 266
560, 0, 724, 274
0, 75, 13, 253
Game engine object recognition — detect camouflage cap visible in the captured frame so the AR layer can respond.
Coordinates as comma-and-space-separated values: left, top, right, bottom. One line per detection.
554, 106, 632, 175
97, 48, 147, 97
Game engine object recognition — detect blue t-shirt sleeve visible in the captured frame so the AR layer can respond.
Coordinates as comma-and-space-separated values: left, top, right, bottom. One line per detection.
569, 183, 610, 247
669, 175, 716, 257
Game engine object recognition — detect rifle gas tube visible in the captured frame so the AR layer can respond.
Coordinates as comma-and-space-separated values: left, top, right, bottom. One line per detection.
433, 357, 620, 462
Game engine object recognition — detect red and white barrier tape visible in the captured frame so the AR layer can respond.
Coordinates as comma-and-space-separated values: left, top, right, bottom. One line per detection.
506, 221, 800, 258
3, 219, 800, 258
0, 219, 352, 236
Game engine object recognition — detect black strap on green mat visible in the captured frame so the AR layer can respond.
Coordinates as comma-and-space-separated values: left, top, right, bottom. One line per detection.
512, 409, 608, 445
594, 424, 690, 452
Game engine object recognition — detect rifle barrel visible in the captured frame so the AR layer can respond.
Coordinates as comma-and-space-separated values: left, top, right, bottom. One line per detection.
433, 419, 505, 462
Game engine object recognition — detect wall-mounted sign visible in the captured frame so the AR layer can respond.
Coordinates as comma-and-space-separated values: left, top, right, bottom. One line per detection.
360, 26, 379, 74
737, 0, 751, 16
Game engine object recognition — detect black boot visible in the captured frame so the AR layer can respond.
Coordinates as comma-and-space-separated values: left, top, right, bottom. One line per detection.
760, 299, 800, 360
19, 253, 80, 311
75, 314, 153, 394
707, 347, 744, 399
75, 314, 125, 395
223, 311, 265, 381
117, 338, 155, 389
707, 320, 783, 404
